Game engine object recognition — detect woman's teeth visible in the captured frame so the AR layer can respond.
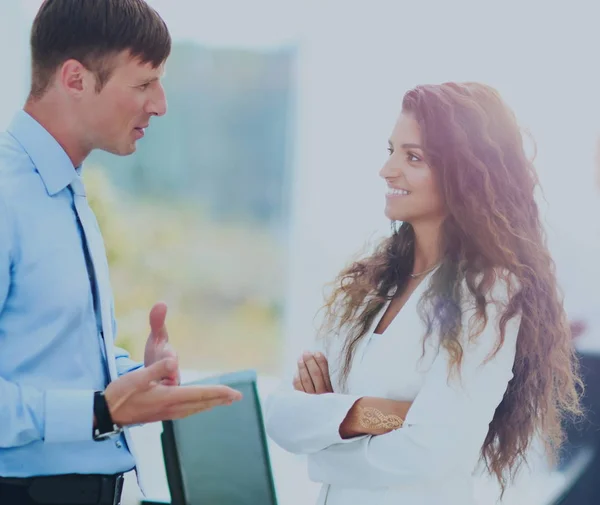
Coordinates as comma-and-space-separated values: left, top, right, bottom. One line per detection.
387, 188, 410, 196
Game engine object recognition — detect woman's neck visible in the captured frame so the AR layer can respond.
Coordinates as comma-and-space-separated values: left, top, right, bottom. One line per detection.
411, 218, 443, 274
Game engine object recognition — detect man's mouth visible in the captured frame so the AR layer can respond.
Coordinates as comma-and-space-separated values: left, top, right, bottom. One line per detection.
133, 126, 147, 138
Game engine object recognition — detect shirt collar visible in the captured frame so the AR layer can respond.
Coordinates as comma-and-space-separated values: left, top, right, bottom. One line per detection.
7, 110, 80, 196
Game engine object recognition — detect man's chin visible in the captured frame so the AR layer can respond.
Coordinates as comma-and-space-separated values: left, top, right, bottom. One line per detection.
113, 144, 137, 156
101, 142, 137, 156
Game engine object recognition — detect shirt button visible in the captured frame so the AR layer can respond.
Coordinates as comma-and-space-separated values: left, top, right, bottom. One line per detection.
115, 441, 123, 449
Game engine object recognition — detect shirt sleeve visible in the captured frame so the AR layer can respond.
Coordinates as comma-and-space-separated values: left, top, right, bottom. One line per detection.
264, 336, 367, 454
110, 301, 143, 377
114, 347, 143, 376
306, 278, 521, 487
0, 193, 94, 447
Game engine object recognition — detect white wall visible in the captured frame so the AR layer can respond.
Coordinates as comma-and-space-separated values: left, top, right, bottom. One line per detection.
0, 3, 29, 129
283, 0, 600, 369
5, 1, 600, 371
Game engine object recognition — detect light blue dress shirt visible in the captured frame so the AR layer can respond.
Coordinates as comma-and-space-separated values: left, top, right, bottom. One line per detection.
0, 110, 142, 477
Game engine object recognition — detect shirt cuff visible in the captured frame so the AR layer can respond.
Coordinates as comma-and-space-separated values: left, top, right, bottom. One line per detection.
326, 395, 369, 445
44, 389, 95, 443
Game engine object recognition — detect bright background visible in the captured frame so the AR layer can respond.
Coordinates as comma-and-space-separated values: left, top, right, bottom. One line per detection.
2, 1, 600, 503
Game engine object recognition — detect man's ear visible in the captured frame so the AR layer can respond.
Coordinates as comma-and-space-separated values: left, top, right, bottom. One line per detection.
58, 59, 93, 98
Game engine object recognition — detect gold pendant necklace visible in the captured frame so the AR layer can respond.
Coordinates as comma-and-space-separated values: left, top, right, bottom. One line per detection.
409, 263, 439, 278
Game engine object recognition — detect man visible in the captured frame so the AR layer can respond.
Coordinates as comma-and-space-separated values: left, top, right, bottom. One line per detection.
0, 1, 242, 504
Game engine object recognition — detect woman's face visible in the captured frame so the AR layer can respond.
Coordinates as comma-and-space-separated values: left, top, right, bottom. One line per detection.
379, 112, 446, 225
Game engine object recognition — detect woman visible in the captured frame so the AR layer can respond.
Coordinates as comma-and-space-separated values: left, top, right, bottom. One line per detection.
264, 82, 583, 505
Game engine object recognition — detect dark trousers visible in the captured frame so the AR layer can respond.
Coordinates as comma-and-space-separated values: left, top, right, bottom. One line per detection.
0, 482, 38, 505
0, 473, 124, 505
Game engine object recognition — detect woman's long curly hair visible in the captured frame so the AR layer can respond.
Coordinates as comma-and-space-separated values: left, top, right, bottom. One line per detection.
319, 82, 583, 492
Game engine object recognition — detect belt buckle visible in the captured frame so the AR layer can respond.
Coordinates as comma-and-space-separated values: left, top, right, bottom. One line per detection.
113, 474, 124, 505
99, 474, 124, 505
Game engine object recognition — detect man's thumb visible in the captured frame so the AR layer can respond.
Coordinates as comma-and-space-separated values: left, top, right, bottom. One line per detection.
149, 302, 168, 340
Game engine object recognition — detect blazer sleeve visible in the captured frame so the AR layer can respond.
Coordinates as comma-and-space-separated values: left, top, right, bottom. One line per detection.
306, 277, 521, 487
264, 335, 367, 454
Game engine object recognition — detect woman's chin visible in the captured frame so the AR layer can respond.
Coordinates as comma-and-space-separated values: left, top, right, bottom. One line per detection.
384, 207, 408, 223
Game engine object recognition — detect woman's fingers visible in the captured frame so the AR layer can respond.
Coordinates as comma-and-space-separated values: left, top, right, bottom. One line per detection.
313, 352, 333, 392
298, 357, 316, 393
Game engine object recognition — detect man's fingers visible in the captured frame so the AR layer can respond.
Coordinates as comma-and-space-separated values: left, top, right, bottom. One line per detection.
157, 395, 235, 421
143, 377, 241, 404
161, 385, 241, 418
159, 344, 180, 384
140, 358, 178, 387
303, 353, 327, 393
293, 375, 303, 392
168, 398, 234, 419
107, 371, 242, 426
149, 301, 169, 343
314, 352, 333, 392
173, 384, 243, 403
180, 395, 238, 411
160, 378, 179, 386
297, 359, 315, 393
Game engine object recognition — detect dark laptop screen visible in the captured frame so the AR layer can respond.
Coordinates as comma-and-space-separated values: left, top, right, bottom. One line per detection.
164, 370, 278, 505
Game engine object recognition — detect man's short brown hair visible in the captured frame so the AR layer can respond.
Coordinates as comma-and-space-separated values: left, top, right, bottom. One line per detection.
29, 0, 172, 98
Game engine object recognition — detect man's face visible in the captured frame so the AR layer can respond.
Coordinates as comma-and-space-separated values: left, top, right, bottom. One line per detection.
79, 51, 167, 156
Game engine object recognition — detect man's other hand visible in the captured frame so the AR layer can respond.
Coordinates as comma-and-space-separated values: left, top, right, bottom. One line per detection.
105, 358, 242, 426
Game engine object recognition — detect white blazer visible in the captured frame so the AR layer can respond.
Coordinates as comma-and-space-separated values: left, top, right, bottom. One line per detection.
265, 271, 520, 505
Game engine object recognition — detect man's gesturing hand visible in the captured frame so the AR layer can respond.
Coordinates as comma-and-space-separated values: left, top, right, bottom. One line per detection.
104, 358, 242, 426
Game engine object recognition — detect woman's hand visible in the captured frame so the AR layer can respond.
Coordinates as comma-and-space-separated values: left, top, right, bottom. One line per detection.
291, 353, 412, 439
339, 396, 412, 439
293, 351, 333, 394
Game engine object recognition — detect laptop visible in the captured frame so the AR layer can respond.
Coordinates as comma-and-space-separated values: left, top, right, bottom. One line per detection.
159, 369, 279, 505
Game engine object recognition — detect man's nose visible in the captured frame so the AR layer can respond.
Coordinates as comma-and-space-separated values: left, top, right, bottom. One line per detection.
148, 83, 167, 117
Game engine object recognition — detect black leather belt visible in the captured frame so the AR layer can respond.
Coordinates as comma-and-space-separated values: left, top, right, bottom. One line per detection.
0, 473, 124, 505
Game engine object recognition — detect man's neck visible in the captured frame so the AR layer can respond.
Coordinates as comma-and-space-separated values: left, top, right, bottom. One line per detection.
24, 95, 88, 167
